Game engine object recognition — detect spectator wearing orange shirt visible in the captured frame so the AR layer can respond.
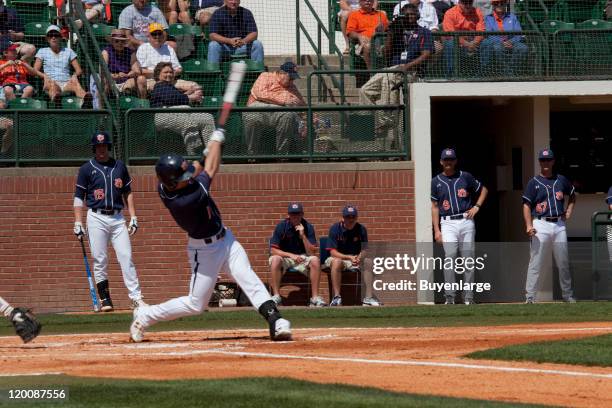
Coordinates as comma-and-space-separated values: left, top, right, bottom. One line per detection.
346, 0, 388, 69
442, 0, 484, 77
0, 44, 45, 101
243, 62, 306, 156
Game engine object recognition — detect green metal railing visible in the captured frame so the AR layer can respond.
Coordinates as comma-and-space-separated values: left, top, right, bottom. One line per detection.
591, 210, 612, 300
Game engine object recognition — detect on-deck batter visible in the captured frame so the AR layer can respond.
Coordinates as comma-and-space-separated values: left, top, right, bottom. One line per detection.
73, 131, 145, 311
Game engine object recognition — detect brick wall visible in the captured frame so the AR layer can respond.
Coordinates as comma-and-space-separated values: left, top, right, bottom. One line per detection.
0, 162, 415, 312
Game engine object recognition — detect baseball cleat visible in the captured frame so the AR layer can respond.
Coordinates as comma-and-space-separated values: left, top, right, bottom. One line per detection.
564, 297, 577, 303
100, 298, 114, 312
362, 296, 382, 307
271, 294, 282, 306
308, 296, 326, 308
464, 300, 475, 305
272, 318, 292, 341
525, 297, 535, 304
329, 295, 342, 307
444, 297, 455, 305
129, 308, 147, 343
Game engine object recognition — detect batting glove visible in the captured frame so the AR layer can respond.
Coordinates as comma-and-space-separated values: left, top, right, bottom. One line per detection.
128, 216, 138, 236
73, 222, 84, 239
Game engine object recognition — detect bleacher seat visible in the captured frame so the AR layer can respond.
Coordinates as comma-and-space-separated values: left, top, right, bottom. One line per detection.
119, 96, 150, 110
90, 23, 115, 40
180, 59, 224, 97
9, 98, 47, 110
10, 0, 50, 26
24, 22, 51, 49
61, 97, 82, 110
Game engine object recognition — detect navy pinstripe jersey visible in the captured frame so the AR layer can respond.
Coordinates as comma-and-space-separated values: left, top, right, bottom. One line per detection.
522, 174, 575, 218
74, 158, 131, 210
431, 171, 482, 217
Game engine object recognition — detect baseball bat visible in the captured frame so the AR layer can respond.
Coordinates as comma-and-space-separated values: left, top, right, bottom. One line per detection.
79, 237, 100, 312
217, 61, 247, 129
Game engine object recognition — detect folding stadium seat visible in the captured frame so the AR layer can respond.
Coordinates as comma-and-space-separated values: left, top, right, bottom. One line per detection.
90, 23, 115, 41
574, 19, 612, 75
10, 0, 51, 26
8, 98, 53, 157
24, 22, 51, 50
180, 59, 224, 98
109, 0, 133, 27
561, 0, 600, 24
539, 20, 576, 76
118, 96, 155, 158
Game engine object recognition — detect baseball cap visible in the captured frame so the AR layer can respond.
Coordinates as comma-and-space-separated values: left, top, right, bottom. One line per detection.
46, 25, 61, 35
91, 131, 112, 146
538, 148, 555, 160
287, 202, 304, 214
342, 205, 358, 217
280, 61, 300, 80
149, 23, 164, 33
440, 148, 457, 160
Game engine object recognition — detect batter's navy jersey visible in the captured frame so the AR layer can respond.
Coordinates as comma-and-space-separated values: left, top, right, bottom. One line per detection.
431, 171, 482, 217
270, 219, 316, 254
607, 186, 612, 205
326, 222, 368, 255
75, 158, 132, 210
522, 174, 575, 218
158, 172, 223, 239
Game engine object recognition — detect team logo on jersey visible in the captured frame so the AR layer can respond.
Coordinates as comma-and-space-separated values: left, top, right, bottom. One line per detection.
442, 200, 451, 211
114, 178, 123, 189
94, 189, 105, 200
535, 201, 547, 214
555, 191, 563, 200
457, 188, 468, 198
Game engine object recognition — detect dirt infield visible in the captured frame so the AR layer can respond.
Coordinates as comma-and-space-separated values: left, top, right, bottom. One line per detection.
2, 322, 611, 407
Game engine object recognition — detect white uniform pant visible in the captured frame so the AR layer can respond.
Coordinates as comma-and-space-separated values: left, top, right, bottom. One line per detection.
86, 210, 142, 301
525, 218, 573, 300
441, 217, 476, 300
607, 225, 612, 263
138, 229, 271, 327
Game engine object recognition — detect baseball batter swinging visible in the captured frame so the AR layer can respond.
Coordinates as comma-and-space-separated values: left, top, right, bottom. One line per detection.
129, 129, 292, 342
431, 148, 488, 305
73, 132, 146, 311
522, 149, 576, 303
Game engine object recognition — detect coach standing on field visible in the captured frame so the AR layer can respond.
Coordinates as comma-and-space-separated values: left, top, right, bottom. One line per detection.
431, 148, 488, 305
522, 148, 576, 304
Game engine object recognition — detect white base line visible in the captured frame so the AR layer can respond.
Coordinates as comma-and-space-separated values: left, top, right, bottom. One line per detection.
148, 349, 612, 380
0, 372, 64, 377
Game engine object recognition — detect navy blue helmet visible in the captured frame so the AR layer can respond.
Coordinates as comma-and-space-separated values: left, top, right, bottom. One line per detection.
91, 131, 112, 147
155, 153, 195, 189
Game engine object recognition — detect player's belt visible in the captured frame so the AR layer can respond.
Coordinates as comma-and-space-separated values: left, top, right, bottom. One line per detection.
537, 216, 560, 222
441, 214, 464, 221
93, 208, 120, 216
202, 228, 226, 245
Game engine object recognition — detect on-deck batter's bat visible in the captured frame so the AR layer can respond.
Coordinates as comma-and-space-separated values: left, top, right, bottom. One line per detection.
216, 61, 247, 130
79, 237, 100, 312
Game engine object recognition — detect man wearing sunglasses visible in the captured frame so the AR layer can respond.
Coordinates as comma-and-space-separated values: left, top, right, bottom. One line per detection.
34, 25, 92, 107
522, 149, 576, 304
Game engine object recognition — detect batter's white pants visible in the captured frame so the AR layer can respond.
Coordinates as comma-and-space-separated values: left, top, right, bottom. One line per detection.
607, 225, 612, 263
441, 217, 476, 300
525, 219, 573, 300
137, 229, 272, 327
86, 210, 142, 301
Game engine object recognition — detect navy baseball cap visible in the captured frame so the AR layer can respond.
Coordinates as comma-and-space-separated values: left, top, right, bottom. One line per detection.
440, 148, 457, 160
280, 62, 300, 80
288, 202, 304, 214
538, 148, 555, 160
342, 205, 358, 217
91, 131, 112, 146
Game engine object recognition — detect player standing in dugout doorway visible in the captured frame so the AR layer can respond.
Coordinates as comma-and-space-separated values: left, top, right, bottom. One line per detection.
522, 148, 576, 304
73, 131, 146, 312
431, 148, 488, 305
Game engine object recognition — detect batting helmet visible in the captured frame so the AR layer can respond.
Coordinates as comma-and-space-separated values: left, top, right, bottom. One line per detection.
91, 131, 112, 147
155, 153, 195, 189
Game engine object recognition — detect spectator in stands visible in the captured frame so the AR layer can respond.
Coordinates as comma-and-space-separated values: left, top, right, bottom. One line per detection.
34, 25, 93, 107
119, 0, 169, 49
338, 0, 379, 54
359, 4, 431, 143
0, 1, 35, 62
480, 0, 527, 76
136, 23, 200, 95
442, 0, 484, 77
243, 62, 306, 156
0, 90, 13, 157
606, 1, 612, 20
269, 202, 325, 307
326, 205, 381, 307
208, 0, 263, 63
159, 0, 190, 24
102, 29, 147, 99
431, 1, 452, 22
191, 0, 223, 28
74, 0, 106, 29
151, 61, 214, 155
346, 0, 389, 70
0, 44, 46, 101
393, 0, 438, 32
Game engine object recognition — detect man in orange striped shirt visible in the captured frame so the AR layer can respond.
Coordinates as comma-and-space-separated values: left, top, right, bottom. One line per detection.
442, 0, 484, 76
346, 0, 388, 69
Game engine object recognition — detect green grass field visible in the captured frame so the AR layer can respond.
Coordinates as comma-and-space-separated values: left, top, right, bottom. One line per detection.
467, 333, 612, 367
2, 302, 611, 337
0, 376, 553, 408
